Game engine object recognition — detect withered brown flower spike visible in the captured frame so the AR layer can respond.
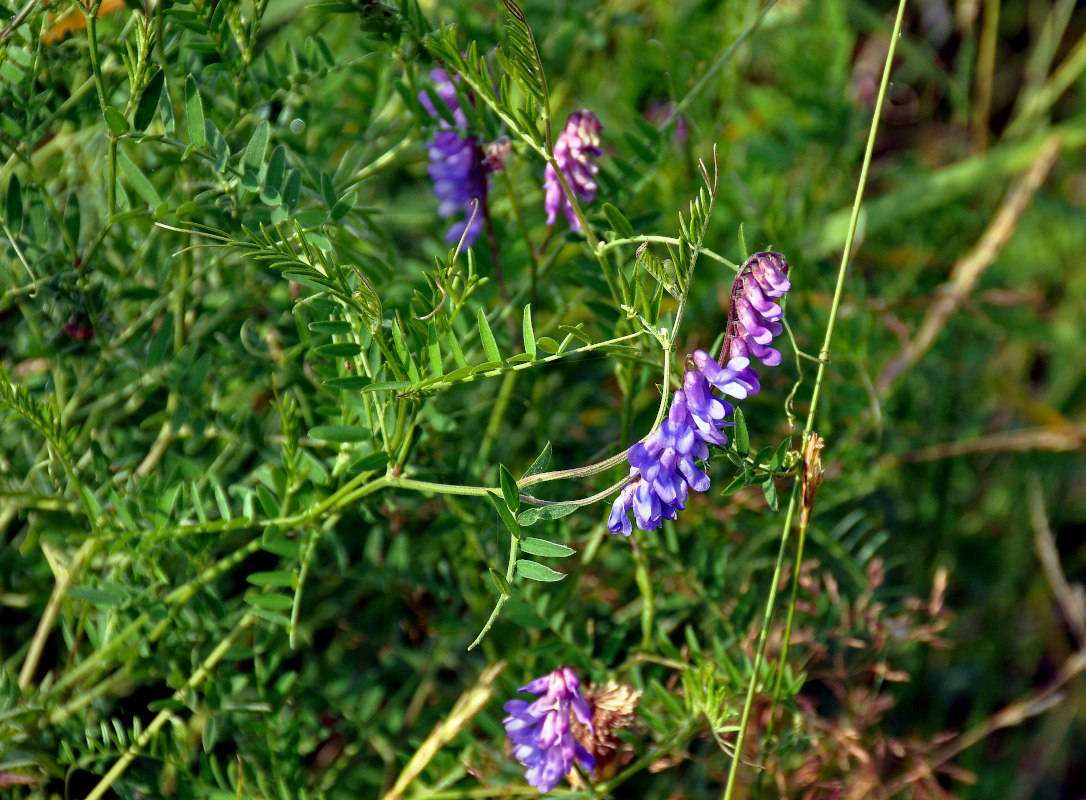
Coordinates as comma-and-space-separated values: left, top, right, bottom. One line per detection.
568, 681, 643, 784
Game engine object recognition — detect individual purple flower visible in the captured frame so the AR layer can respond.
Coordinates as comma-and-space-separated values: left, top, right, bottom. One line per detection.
692, 350, 760, 400
503, 666, 595, 793
543, 110, 603, 232
644, 99, 688, 146
419, 69, 488, 246
608, 252, 791, 535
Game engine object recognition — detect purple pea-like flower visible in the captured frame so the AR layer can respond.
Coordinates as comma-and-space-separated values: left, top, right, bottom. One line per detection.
692, 350, 760, 400
608, 252, 791, 535
543, 110, 603, 232
503, 666, 595, 793
419, 69, 488, 246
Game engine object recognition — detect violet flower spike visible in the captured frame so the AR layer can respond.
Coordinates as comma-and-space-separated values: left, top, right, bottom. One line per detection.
607, 362, 741, 536
607, 251, 791, 536
503, 666, 595, 793
543, 110, 603, 232
419, 69, 488, 247
727, 252, 791, 366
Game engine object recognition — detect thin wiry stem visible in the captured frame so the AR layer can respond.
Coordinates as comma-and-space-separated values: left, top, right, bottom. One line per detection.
722, 1, 909, 797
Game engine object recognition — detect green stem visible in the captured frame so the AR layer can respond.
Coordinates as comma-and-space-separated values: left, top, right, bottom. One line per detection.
598, 235, 738, 269
467, 529, 519, 650
0, 0, 40, 41
1005, 24, 1086, 139
84, 0, 117, 216
392, 414, 419, 476
84, 0, 108, 111
770, 516, 809, 703
542, 160, 621, 307
388, 477, 492, 498
403, 329, 646, 397
632, 539, 655, 649
0, 218, 37, 288
344, 136, 414, 192
48, 536, 265, 712
721, 1, 909, 797
47, 664, 133, 721
373, 328, 408, 382
289, 525, 323, 650
106, 132, 117, 217
18, 539, 98, 690
596, 721, 698, 794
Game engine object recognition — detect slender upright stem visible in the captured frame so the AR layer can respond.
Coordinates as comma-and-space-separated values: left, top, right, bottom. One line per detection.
722, 1, 909, 797
803, 3, 907, 435
468, 529, 519, 650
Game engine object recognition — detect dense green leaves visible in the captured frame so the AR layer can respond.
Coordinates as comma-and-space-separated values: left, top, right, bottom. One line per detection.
1, 2, 1080, 799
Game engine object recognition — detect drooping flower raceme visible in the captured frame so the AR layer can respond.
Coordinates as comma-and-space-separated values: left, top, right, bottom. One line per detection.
726, 251, 792, 366
608, 252, 791, 535
419, 69, 488, 246
607, 356, 753, 535
543, 110, 603, 232
503, 666, 595, 793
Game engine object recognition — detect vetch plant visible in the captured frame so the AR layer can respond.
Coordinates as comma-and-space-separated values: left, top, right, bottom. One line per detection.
4, 0, 1076, 798
608, 252, 790, 535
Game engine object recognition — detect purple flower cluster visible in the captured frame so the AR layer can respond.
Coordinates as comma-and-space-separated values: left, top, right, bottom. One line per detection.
419, 69, 488, 246
608, 252, 791, 535
503, 667, 595, 793
606, 354, 755, 535
544, 110, 603, 232
726, 251, 792, 367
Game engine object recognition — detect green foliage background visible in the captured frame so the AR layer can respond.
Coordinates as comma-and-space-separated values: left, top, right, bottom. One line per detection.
1, 0, 1084, 797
